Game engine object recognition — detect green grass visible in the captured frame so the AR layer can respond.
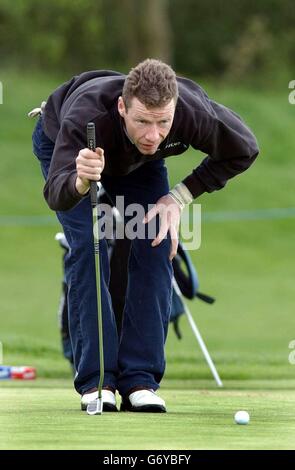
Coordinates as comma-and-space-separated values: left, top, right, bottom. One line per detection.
1, 68, 295, 449
1, 380, 295, 450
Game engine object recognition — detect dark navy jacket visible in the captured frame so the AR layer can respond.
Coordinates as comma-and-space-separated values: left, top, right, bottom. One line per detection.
42, 70, 259, 211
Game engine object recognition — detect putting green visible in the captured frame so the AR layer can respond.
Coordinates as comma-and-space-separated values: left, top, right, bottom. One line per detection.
1, 379, 295, 450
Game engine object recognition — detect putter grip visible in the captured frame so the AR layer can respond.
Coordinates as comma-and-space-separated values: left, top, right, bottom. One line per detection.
87, 122, 98, 207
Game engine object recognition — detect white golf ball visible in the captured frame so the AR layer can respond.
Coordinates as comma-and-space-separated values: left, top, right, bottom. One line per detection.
234, 410, 250, 425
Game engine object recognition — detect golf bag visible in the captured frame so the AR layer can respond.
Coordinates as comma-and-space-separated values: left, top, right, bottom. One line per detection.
56, 190, 215, 370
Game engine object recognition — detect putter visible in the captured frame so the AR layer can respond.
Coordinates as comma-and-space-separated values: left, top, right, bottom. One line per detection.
86, 122, 104, 416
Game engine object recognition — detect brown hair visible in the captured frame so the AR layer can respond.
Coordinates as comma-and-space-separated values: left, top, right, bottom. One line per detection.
122, 58, 178, 110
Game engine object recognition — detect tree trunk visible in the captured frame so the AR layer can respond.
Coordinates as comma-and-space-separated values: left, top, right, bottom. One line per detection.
121, 0, 172, 66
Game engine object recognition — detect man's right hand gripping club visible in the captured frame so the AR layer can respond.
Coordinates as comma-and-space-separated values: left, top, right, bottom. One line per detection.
75, 147, 105, 195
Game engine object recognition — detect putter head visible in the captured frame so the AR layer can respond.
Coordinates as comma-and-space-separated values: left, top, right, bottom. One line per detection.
86, 398, 103, 415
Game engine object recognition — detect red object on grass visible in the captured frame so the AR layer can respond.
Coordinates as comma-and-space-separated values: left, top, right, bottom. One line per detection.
10, 366, 36, 380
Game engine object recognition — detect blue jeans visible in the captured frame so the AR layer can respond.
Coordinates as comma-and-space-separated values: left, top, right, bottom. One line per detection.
32, 118, 173, 396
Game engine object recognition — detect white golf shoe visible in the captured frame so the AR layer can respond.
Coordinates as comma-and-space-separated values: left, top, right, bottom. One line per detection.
81, 389, 117, 412
120, 389, 166, 413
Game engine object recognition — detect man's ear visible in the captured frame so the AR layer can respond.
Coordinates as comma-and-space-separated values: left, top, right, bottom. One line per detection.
118, 96, 126, 117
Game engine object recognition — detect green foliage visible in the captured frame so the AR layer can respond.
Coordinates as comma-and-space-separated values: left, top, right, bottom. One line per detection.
169, 0, 295, 83
222, 16, 274, 84
0, 0, 105, 72
1, 0, 294, 83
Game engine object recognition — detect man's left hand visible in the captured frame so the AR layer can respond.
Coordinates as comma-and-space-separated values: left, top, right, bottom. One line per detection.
143, 194, 181, 261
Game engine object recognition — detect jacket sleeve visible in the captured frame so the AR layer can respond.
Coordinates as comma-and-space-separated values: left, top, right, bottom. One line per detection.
44, 119, 91, 211
182, 101, 259, 199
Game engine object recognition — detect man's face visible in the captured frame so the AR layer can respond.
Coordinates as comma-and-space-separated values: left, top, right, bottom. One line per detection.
118, 96, 176, 155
